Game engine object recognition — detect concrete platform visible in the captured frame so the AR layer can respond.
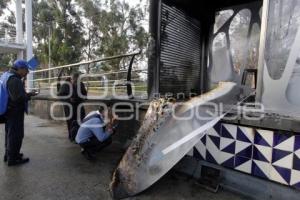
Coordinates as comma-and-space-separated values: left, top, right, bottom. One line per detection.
0, 115, 246, 200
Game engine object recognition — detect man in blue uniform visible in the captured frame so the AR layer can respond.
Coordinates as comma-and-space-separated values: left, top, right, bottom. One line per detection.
0, 59, 37, 166
75, 107, 118, 160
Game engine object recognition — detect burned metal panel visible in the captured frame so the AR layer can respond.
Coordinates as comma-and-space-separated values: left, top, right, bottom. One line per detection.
148, 0, 162, 97
159, 1, 201, 96
260, 0, 300, 117
110, 82, 241, 198
208, 2, 262, 89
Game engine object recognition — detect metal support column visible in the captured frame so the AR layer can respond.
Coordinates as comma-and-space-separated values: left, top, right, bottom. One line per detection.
25, 0, 33, 91
256, 0, 270, 102
16, 0, 23, 59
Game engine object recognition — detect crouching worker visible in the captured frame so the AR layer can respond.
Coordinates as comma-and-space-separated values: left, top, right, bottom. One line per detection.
75, 107, 117, 160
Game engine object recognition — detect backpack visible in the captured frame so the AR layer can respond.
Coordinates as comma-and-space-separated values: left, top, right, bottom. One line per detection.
0, 72, 15, 124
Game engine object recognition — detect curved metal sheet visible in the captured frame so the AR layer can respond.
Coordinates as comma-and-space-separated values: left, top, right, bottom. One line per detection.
110, 82, 240, 199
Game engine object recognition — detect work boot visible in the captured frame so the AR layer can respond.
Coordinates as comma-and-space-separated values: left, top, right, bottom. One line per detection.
4, 153, 24, 162
7, 157, 30, 167
81, 149, 96, 161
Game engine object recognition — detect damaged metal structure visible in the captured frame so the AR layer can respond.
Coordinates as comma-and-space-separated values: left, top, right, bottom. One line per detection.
111, 0, 300, 199
110, 82, 247, 198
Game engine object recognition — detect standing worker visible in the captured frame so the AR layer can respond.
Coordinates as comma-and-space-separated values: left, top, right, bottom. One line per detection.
0, 59, 37, 166
58, 72, 87, 141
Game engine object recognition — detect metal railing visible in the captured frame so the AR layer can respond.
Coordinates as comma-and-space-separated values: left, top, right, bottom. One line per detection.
30, 51, 148, 100
0, 25, 25, 45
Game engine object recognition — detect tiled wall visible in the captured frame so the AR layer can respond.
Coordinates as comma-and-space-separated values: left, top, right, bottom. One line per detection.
191, 123, 300, 189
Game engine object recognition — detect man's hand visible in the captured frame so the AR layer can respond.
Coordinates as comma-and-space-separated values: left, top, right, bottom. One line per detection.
107, 128, 114, 135
106, 120, 118, 136
27, 90, 39, 97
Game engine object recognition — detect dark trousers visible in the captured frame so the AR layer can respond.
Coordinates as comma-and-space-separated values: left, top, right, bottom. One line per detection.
79, 136, 112, 153
63, 103, 85, 140
5, 110, 24, 161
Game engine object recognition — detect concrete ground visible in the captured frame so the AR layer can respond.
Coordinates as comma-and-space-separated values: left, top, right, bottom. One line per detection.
0, 115, 247, 200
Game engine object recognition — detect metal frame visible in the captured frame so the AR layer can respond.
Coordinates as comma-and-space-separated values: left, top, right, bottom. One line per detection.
155, 0, 162, 96
255, 0, 269, 102
147, 0, 161, 98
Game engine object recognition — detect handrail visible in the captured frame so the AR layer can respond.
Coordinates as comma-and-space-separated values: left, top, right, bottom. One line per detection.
31, 51, 145, 99
32, 51, 141, 73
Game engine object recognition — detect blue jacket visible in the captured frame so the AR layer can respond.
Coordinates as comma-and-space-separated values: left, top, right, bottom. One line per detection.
0, 72, 15, 115
75, 111, 110, 144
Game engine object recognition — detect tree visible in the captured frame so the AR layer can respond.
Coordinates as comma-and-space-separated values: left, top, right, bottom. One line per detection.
0, 0, 150, 76
0, 1, 18, 69
0, 53, 15, 71
0, 0, 10, 16
33, 0, 85, 68
76, 0, 149, 73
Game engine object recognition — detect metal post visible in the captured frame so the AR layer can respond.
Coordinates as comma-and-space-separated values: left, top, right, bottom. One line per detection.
15, 0, 23, 59
48, 25, 51, 85
25, 0, 33, 92
256, 0, 270, 102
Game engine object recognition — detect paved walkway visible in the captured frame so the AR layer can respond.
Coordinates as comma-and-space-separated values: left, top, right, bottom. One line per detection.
0, 115, 246, 200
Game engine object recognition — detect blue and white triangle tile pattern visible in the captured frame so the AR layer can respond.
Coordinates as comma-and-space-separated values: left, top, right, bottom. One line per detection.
290, 169, 300, 189
192, 123, 300, 190
222, 124, 237, 139
235, 156, 252, 174
255, 129, 273, 147
252, 159, 271, 179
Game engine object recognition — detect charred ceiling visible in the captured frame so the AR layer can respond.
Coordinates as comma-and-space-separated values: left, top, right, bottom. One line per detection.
163, 0, 262, 22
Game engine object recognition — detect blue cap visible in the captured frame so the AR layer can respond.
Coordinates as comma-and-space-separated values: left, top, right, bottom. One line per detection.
13, 59, 30, 70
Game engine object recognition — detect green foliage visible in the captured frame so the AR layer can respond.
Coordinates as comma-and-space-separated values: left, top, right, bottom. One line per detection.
0, 0, 149, 73
0, 53, 15, 70
76, 0, 149, 72
0, 0, 10, 16
33, 0, 85, 67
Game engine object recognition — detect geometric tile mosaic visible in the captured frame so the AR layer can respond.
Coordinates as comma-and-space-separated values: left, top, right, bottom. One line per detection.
220, 151, 234, 168
270, 165, 291, 185
294, 152, 300, 171
222, 155, 235, 168
206, 135, 220, 164
207, 124, 221, 137
290, 169, 300, 189
253, 145, 272, 162
255, 129, 273, 147
273, 133, 294, 152
272, 151, 293, 169
235, 140, 252, 159
191, 123, 300, 190
237, 126, 254, 143
214, 122, 222, 136
222, 124, 237, 139
294, 135, 300, 151
194, 140, 206, 160
220, 137, 235, 153
235, 156, 252, 174
252, 160, 271, 179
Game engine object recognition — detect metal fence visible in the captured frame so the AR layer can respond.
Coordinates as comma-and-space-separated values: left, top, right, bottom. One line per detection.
29, 52, 148, 100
